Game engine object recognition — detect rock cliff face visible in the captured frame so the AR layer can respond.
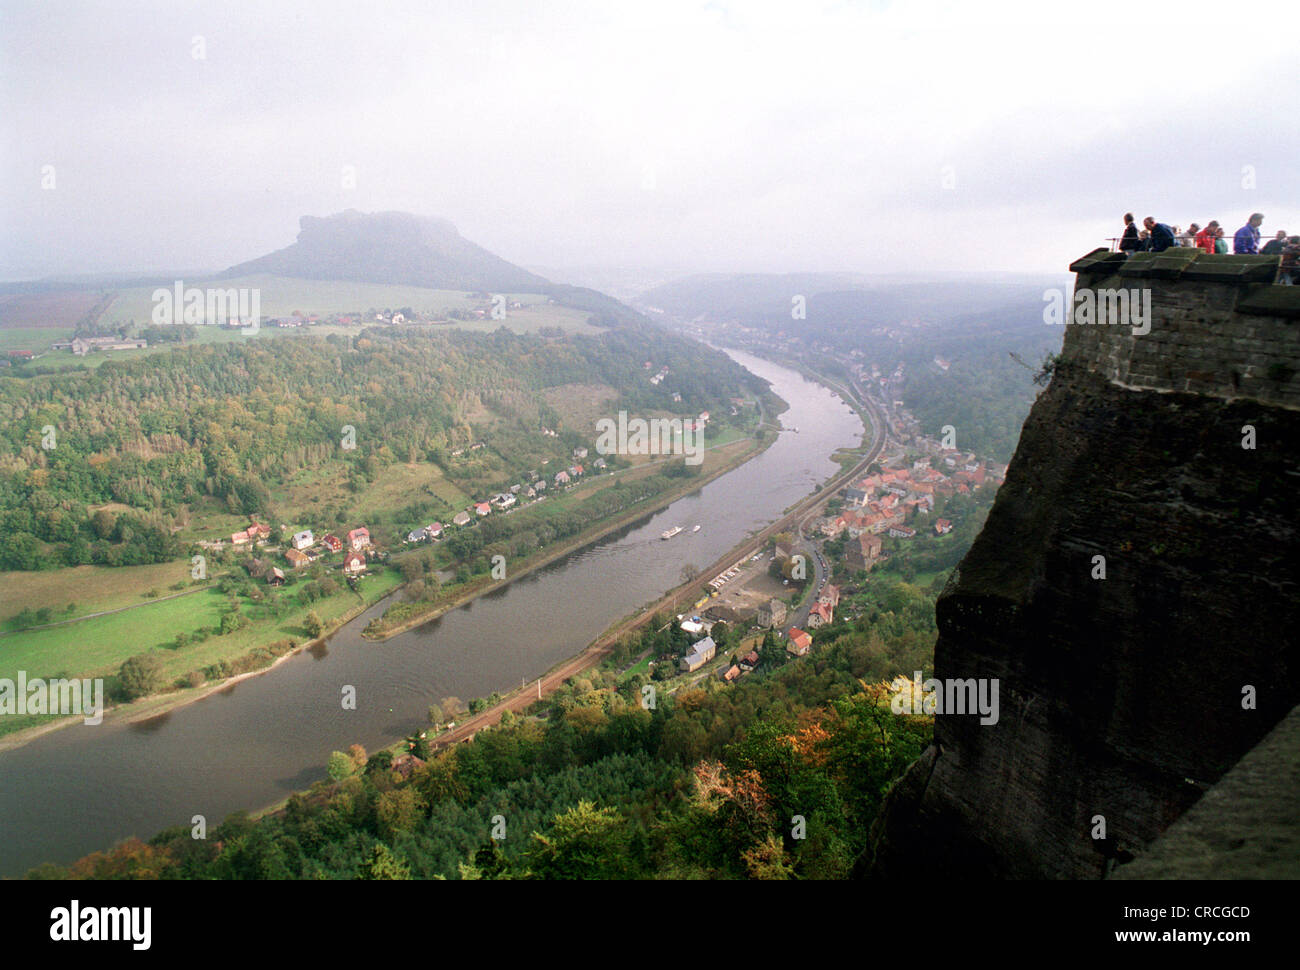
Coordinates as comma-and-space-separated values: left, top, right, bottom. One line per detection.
871, 249, 1300, 879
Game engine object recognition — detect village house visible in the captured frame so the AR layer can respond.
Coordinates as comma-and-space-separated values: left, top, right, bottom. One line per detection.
343, 551, 366, 575
321, 534, 343, 553
888, 524, 917, 539
426, 522, 443, 541
847, 533, 884, 571
347, 527, 371, 551
680, 635, 718, 673
821, 516, 846, 539
554, 470, 570, 486
452, 510, 472, 527
231, 530, 252, 547
819, 584, 840, 609
267, 567, 285, 586
806, 601, 834, 628
573, 447, 588, 459
786, 628, 813, 657
60, 335, 148, 356
492, 492, 516, 510
757, 598, 787, 629
292, 529, 314, 550
720, 665, 741, 683
935, 518, 953, 535
739, 650, 761, 671
474, 501, 491, 517
406, 527, 428, 543
285, 548, 310, 569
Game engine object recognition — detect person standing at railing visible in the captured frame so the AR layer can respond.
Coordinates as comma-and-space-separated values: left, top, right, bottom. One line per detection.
1119, 213, 1142, 254
1143, 216, 1176, 252
1194, 221, 1220, 254
1215, 227, 1229, 254
1278, 237, 1300, 284
1179, 224, 1201, 247
1261, 230, 1288, 256
1233, 213, 1264, 254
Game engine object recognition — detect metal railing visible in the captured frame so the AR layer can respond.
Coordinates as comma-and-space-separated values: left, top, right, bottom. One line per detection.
1104, 236, 1228, 253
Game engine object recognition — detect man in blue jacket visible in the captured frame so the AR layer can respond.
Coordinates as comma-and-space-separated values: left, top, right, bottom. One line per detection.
1234, 213, 1264, 254
1143, 217, 1176, 252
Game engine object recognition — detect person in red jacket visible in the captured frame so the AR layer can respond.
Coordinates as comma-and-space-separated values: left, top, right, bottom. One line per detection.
1194, 221, 1220, 254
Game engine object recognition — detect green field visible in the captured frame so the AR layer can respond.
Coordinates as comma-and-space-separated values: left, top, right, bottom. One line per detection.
0, 276, 604, 358
104, 275, 602, 335
0, 566, 403, 738
0, 326, 75, 354
0, 561, 196, 621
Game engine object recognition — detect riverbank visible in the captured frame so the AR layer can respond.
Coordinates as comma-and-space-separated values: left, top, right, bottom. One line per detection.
0, 579, 402, 754
361, 429, 779, 642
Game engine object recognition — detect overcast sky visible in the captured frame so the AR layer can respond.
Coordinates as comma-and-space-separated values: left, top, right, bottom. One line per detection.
2, 0, 1295, 283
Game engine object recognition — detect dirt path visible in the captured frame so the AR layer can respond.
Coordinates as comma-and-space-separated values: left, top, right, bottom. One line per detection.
0, 584, 212, 637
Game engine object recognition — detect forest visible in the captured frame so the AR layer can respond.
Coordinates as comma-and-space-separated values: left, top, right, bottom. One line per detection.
30, 618, 934, 881
0, 321, 763, 571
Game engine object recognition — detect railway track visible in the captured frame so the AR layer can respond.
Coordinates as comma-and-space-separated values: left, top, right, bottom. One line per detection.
426, 358, 890, 752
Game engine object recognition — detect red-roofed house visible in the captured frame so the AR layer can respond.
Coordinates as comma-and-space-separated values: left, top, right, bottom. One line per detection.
321, 534, 343, 553
786, 628, 813, 656
935, 518, 953, 535
343, 551, 366, 575
347, 527, 371, 550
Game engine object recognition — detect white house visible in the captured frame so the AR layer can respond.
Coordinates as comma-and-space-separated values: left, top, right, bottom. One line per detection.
679, 635, 717, 672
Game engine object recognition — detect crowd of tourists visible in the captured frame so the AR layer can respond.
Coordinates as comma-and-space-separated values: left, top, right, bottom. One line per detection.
1117, 212, 1298, 283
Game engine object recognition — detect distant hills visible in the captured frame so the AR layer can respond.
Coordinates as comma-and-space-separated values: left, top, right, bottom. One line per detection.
220, 210, 553, 293
637, 272, 1055, 334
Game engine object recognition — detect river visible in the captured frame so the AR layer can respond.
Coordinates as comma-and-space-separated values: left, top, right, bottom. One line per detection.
0, 350, 863, 876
